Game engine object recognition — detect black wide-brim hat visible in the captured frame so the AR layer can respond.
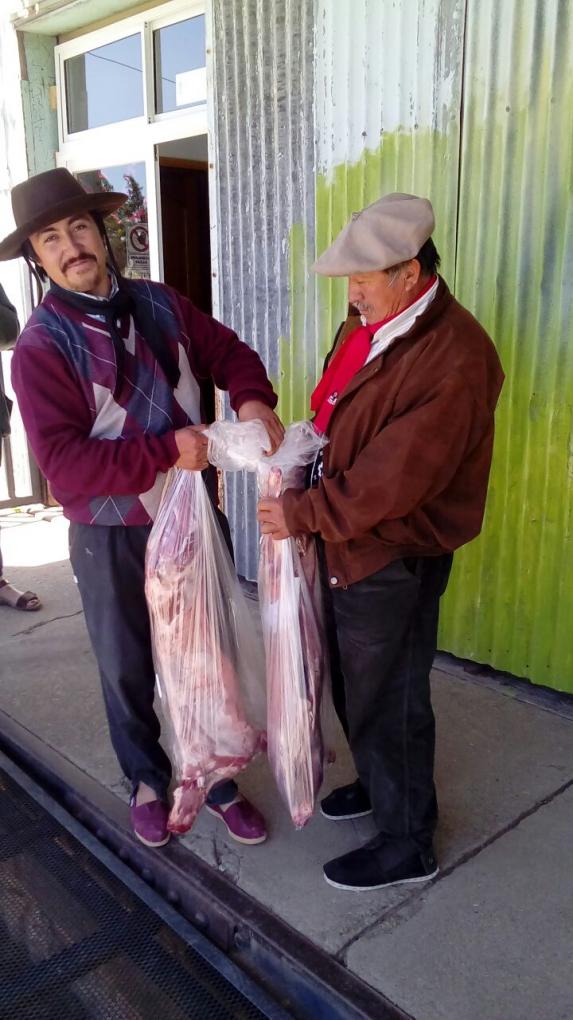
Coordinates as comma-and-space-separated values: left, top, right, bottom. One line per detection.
0, 168, 127, 261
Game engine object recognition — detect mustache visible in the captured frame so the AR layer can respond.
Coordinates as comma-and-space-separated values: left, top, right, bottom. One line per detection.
62, 253, 97, 273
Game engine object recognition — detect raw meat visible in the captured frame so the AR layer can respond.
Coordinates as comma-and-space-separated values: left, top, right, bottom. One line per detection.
145, 468, 265, 834
207, 420, 331, 828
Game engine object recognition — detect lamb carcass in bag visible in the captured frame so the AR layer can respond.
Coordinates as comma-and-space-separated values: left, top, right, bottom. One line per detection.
258, 464, 327, 828
207, 419, 331, 828
145, 468, 265, 834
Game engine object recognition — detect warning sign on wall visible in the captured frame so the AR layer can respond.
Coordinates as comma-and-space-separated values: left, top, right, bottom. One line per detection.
126, 222, 150, 276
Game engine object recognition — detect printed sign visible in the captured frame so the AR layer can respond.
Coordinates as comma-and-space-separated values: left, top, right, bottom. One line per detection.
126, 222, 150, 276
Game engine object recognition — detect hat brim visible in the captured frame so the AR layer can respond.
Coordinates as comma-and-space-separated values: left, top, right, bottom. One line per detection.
0, 191, 127, 261
311, 256, 395, 277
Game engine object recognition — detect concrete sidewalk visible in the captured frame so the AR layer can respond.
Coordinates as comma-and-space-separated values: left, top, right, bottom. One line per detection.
0, 510, 572, 1020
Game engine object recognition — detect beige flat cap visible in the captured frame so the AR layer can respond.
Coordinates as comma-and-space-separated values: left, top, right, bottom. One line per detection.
312, 192, 435, 276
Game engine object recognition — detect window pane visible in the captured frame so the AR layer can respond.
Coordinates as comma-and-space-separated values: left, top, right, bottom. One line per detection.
154, 15, 206, 114
76, 163, 150, 280
65, 34, 143, 133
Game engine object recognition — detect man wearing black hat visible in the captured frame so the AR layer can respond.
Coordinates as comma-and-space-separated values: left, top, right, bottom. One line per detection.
1, 168, 283, 847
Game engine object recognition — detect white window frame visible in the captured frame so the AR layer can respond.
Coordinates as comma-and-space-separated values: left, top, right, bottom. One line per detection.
55, 0, 208, 153
63, 146, 165, 281
54, 0, 214, 288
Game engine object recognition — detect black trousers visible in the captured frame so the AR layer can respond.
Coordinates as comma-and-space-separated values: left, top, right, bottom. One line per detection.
322, 550, 452, 858
69, 520, 238, 804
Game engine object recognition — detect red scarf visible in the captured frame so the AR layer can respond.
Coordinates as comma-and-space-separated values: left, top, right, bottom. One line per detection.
310, 320, 382, 434
310, 276, 437, 434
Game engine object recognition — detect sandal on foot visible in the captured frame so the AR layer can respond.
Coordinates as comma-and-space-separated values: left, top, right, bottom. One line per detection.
0, 581, 42, 612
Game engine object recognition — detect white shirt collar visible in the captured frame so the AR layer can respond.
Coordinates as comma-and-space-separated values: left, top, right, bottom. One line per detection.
365, 276, 439, 364
75, 271, 119, 302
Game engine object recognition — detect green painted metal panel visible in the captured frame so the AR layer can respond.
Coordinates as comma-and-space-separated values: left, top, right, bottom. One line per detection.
20, 33, 58, 175
313, 0, 466, 368
439, 0, 573, 693
312, 0, 573, 693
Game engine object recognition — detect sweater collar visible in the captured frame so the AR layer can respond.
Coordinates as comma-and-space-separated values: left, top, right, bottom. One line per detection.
48, 271, 125, 314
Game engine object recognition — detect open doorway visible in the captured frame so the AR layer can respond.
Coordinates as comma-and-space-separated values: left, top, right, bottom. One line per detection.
158, 134, 215, 421
158, 135, 211, 314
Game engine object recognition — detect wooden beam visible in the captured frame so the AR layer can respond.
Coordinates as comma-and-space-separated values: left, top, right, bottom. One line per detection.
159, 157, 208, 171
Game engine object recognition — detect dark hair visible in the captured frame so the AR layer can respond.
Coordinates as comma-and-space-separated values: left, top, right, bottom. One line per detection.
415, 237, 441, 276
22, 238, 46, 278
22, 239, 47, 306
92, 211, 124, 279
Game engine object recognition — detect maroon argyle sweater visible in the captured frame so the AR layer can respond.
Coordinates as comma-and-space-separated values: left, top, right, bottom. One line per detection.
12, 280, 276, 525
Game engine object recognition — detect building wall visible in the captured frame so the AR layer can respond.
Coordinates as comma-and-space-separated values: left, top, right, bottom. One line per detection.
0, 14, 32, 321
439, 0, 573, 692
210, 0, 316, 574
0, 11, 40, 500
212, 0, 573, 694
3, 0, 572, 691
20, 32, 59, 176
313, 0, 465, 360
212, 0, 466, 579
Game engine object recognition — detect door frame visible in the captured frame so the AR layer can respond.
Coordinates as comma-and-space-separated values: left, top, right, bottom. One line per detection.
54, 0, 214, 291
0, 354, 43, 510
59, 144, 166, 282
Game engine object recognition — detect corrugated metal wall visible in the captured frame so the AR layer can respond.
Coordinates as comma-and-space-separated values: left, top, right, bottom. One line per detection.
211, 0, 315, 578
212, 0, 573, 692
438, 0, 573, 692
313, 0, 465, 354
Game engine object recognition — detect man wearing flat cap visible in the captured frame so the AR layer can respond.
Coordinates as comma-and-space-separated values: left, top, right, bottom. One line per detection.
1, 167, 284, 848
259, 193, 504, 890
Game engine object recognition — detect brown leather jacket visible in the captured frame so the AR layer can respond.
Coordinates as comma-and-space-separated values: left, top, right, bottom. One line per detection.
283, 277, 505, 589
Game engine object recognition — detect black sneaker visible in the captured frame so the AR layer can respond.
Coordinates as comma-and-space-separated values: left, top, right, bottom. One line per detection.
323, 838, 438, 891
320, 780, 373, 820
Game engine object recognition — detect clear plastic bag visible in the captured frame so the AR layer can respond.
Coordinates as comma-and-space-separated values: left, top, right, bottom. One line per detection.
207, 420, 331, 828
145, 468, 265, 834
206, 418, 270, 472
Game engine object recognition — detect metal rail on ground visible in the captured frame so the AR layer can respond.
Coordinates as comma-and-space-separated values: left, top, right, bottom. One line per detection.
0, 747, 289, 1020
0, 710, 409, 1020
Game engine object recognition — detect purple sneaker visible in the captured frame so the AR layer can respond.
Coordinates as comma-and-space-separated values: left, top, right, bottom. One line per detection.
206, 796, 267, 845
130, 797, 170, 848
